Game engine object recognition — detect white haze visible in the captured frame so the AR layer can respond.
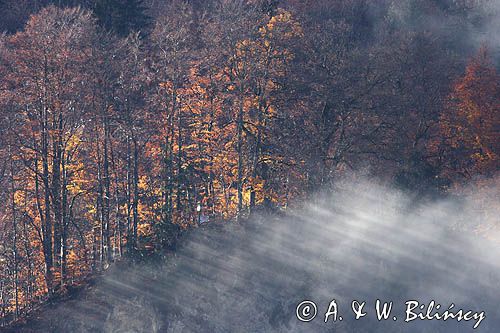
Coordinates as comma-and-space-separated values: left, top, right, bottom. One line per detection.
13, 175, 500, 332
384, 0, 500, 61
480, 0, 500, 58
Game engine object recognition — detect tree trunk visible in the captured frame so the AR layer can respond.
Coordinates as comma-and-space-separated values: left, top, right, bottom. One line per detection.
60, 155, 68, 286
103, 114, 112, 264
9, 146, 19, 320
41, 103, 53, 295
51, 112, 64, 281
132, 137, 139, 249
236, 87, 244, 219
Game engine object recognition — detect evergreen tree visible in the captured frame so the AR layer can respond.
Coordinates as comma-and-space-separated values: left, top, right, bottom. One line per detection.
93, 0, 150, 36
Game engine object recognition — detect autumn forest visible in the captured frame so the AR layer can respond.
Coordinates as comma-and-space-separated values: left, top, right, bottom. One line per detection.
0, 0, 499, 328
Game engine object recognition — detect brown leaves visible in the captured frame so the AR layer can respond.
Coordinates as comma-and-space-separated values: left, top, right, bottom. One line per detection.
439, 47, 500, 180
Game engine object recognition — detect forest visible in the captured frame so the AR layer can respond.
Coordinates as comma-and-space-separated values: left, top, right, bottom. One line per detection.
0, 0, 498, 330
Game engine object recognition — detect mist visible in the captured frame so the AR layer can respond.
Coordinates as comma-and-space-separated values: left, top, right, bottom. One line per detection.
12, 175, 499, 332
367, 0, 500, 63
474, 0, 500, 58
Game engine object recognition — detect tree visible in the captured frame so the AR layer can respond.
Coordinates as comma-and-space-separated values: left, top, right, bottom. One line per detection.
295, 9, 385, 188
437, 48, 499, 182
92, 0, 150, 37
148, 1, 195, 245
5, 5, 97, 293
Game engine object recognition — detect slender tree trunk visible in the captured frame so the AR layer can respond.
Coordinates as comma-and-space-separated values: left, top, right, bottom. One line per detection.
176, 114, 183, 216
95, 133, 105, 267
0, 281, 5, 327
163, 134, 171, 224
9, 146, 19, 320
51, 112, 63, 281
110, 140, 122, 257
91, 225, 97, 272
21, 190, 34, 310
41, 103, 53, 295
163, 91, 175, 226
168, 114, 175, 223
60, 155, 68, 286
103, 115, 112, 263
132, 137, 139, 249
126, 135, 132, 245
250, 53, 270, 211
207, 94, 216, 217
236, 87, 244, 219
249, 100, 264, 212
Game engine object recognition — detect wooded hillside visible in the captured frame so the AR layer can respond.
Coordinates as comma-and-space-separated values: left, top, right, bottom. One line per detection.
0, 0, 498, 326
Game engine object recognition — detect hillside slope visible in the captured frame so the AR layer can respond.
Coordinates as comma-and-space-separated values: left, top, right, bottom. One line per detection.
4, 181, 500, 333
